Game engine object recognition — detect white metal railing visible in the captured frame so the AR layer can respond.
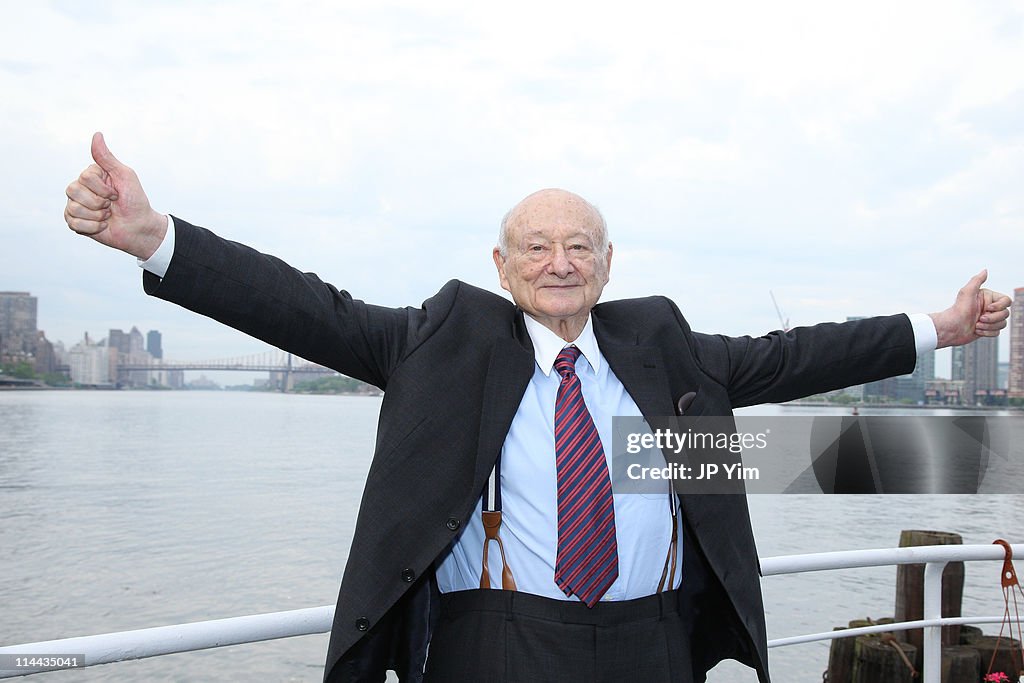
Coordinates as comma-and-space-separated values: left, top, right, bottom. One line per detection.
1, 543, 1020, 680
760, 543, 1023, 681
0, 607, 333, 679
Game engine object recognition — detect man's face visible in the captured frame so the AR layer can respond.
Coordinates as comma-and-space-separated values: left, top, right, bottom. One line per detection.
493, 189, 612, 340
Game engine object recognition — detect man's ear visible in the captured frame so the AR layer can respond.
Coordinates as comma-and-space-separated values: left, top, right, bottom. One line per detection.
493, 247, 511, 293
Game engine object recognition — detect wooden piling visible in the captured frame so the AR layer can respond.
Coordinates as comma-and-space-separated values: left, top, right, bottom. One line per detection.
829, 619, 882, 683
851, 635, 917, 683
970, 635, 1023, 681
940, 645, 979, 682
828, 626, 856, 683
958, 625, 984, 645
894, 529, 965, 664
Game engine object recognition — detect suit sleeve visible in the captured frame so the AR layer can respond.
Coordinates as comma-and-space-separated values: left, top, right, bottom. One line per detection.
141, 217, 455, 390
688, 314, 918, 409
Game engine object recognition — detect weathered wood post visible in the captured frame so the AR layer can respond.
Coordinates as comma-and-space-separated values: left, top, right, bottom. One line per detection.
940, 645, 979, 682
970, 635, 1023, 681
851, 635, 917, 683
829, 618, 895, 683
958, 625, 984, 645
894, 529, 965, 665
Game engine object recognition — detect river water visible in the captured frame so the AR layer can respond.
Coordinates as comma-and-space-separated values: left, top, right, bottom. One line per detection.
1, 391, 1021, 681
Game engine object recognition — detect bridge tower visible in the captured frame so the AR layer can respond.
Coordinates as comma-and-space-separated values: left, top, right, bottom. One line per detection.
283, 353, 293, 392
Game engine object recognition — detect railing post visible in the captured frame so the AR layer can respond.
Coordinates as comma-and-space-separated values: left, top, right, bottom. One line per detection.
921, 561, 946, 683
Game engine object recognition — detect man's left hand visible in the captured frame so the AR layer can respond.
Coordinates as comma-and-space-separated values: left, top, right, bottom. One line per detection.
929, 270, 1012, 349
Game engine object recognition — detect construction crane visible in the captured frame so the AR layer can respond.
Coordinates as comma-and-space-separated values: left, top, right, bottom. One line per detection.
769, 290, 790, 332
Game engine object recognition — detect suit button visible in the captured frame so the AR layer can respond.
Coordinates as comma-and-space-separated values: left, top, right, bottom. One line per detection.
401, 568, 416, 583
445, 517, 461, 531
355, 617, 370, 632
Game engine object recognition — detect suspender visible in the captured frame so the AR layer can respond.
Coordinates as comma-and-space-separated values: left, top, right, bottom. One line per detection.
480, 455, 518, 590
479, 456, 679, 594
656, 490, 679, 594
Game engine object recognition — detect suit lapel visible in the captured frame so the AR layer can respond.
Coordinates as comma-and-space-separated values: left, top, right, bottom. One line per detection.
593, 317, 676, 419
474, 312, 535, 485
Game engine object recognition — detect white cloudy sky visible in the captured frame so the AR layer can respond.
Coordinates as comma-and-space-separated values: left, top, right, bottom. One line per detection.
2, 0, 1022, 374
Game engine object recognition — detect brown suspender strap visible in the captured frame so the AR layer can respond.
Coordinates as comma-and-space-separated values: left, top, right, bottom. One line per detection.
480, 457, 518, 591
480, 510, 518, 590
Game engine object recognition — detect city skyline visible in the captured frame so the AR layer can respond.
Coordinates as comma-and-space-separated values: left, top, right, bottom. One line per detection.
13, 289, 1020, 371
6, 287, 1020, 398
1, 290, 338, 387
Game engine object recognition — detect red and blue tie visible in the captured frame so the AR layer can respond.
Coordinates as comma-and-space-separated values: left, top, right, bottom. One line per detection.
553, 345, 618, 607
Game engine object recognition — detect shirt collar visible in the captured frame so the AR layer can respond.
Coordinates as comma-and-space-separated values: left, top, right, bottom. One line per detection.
522, 313, 602, 377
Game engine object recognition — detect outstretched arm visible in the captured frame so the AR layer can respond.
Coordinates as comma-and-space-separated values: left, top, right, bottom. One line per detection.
64, 132, 168, 260
928, 270, 1011, 348
61, 133, 439, 389
688, 270, 1011, 408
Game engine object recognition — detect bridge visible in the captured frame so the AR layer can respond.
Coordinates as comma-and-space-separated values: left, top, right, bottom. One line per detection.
117, 350, 337, 391
118, 349, 335, 374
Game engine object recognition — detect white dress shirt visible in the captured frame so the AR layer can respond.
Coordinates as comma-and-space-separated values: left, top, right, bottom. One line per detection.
435, 314, 684, 600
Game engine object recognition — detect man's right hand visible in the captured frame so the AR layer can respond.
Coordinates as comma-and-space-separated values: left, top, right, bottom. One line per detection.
64, 132, 168, 260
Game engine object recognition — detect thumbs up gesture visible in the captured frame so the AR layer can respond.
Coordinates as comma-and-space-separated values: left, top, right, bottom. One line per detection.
929, 269, 1012, 348
64, 132, 168, 259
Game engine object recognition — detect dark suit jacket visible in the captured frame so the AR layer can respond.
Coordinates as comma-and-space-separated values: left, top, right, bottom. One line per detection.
144, 218, 917, 683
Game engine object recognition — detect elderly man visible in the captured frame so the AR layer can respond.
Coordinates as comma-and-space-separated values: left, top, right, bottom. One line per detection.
65, 133, 1010, 683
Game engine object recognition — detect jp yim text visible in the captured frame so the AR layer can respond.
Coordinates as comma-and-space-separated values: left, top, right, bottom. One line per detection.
627, 462, 761, 481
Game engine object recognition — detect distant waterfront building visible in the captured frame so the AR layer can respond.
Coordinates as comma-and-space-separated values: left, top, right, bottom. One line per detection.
0, 291, 38, 361
128, 326, 145, 354
33, 331, 58, 375
925, 379, 965, 405
951, 345, 965, 381
187, 374, 221, 390
52, 340, 67, 367
68, 333, 111, 386
962, 336, 999, 405
147, 330, 163, 359
167, 369, 185, 389
0, 291, 59, 375
907, 348, 936, 402
107, 325, 155, 387
126, 326, 151, 386
107, 328, 128, 354
1010, 287, 1024, 399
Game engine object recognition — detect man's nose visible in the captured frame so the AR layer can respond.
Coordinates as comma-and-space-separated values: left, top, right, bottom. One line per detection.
548, 245, 574, 277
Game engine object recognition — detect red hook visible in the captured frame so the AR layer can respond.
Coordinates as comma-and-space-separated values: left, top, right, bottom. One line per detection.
994, 539, 1019, 589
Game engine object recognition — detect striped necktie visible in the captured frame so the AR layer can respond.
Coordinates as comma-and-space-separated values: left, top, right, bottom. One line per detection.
553, 345, 618, 607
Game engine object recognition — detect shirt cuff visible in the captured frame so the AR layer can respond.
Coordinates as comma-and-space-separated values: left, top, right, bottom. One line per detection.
908, 313, 937, 356
137, 215, 175, 279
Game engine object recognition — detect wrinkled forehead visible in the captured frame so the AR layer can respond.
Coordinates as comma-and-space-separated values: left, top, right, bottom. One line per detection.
515, 226, 602, 248
506, 193, 605, 246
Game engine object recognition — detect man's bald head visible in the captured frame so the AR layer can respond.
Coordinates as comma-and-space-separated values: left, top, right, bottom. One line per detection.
497, 189, 609, 258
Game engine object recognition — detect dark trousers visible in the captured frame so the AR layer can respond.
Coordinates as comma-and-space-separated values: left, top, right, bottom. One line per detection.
423, 589, 693, 683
